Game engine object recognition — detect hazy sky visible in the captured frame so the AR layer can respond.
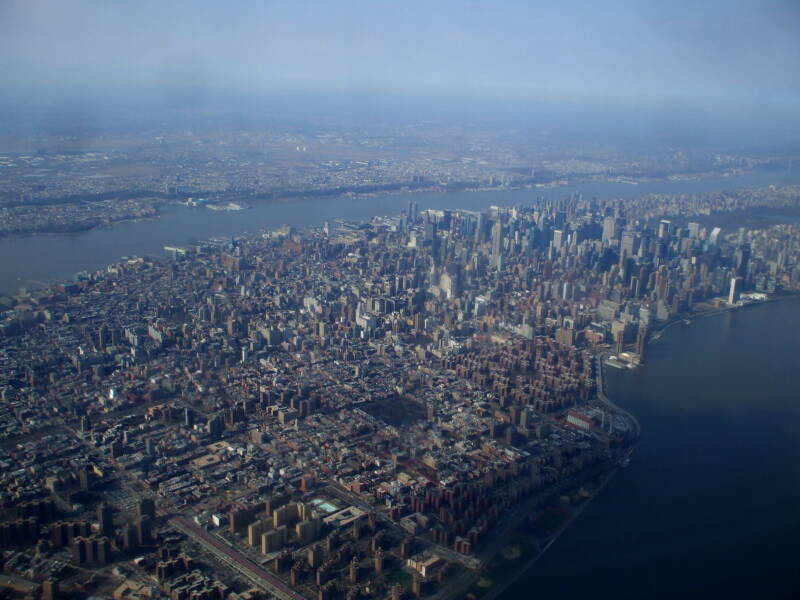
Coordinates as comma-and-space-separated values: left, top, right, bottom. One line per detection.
1, 0, 799, 112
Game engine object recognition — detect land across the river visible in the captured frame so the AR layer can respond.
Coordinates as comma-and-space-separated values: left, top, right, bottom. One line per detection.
3, 168, 800, 296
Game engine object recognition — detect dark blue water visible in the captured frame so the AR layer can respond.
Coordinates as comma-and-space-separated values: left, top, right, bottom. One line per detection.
502, 298, 800, 599
3, 170, 800, 295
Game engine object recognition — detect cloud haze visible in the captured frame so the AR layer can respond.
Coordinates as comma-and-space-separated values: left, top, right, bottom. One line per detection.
1, 0, 798, 105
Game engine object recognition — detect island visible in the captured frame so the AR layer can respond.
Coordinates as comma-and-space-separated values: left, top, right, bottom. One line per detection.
2, 185, 800, 600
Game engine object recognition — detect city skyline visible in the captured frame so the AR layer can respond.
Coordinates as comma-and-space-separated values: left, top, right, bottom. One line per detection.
1, 2, 800, 599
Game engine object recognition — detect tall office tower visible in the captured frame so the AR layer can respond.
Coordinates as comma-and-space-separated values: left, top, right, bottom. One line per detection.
638, 231, 653, 258
615, 322, 627, 356
552, 228, 564, 250
491, 220, 503, 267
658, 219, 672, 240
441, 209, 452, 231
602, 216, 616, 243
728, 276, 742, 304
97, 504, 113, 535
42, 579, 59, 600
475, 212, 485, 244
688, 221, 700, 239
137, 498, 156, 520
735, 243, 750, 278
137, 515, 152, 546
424, 217, 436, 242
636, 325, 648, 363
621, 231, 636, 257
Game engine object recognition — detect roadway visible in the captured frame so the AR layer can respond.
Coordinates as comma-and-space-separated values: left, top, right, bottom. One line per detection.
61, 419, 307, 600
170, 515, 306, 600
428, 461, 618, 600
595, 351, 641, 439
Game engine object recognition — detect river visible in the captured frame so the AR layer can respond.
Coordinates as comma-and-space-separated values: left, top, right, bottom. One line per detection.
2, 170, 800, 296
501, 298, 800, 599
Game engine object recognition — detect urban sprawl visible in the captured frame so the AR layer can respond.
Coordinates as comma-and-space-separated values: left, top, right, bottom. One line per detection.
2, 184, 800, 600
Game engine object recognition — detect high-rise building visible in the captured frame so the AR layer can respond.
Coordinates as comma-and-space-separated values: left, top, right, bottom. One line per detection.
137, 515, 153, 546
42, 578, 59, 600
97, 504, 113, 535
137, 498, 156, 520
602, 217, 616, 243
735, 243, 751, 278
621, 231, 636, 257
636, 325, 648, 363
491, 221, 503, 267
728, 276, 742, 305
614, 322, 627, 356
552, 228, 564, 250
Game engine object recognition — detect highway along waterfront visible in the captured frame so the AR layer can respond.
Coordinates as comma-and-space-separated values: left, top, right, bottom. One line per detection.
501, 297, 800, 599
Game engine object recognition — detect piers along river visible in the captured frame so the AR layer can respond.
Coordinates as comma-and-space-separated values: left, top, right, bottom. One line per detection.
501, 297, 800, 600
3, 169, 800, 296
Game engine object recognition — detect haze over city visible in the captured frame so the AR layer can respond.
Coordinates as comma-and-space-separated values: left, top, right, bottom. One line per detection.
2, 0, 800, 144
0, 2, 799, 600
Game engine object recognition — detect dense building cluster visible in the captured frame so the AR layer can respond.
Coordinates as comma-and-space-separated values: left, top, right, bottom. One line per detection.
1, 118, 795, 236
2, 184, 800, 598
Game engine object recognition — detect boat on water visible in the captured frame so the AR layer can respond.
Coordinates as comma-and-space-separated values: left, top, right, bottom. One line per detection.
684, 319, 691, 325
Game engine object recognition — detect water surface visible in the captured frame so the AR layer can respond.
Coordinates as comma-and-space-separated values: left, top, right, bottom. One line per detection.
3, 170, 800, 295
502, 299, 800, 599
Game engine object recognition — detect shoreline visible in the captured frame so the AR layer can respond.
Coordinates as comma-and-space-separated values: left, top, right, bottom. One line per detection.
0, 212, 162, 241
450, 295, 799, 599
646, 291, 799, 347
436, 344, 639, 600
1, 165, 794, 243
478, 467, 620, 600
2, 171, 799, 298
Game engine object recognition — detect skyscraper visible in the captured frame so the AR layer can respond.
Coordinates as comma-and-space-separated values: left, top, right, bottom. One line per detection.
491, 220, 503, 267
636, 325, 648, 363
621, 231, 636, 257
552, 228, 564, 251
97, 504, 113, 535
728, 276, 742, 304
602, 217, 616, 243
658, 219, 672, 240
